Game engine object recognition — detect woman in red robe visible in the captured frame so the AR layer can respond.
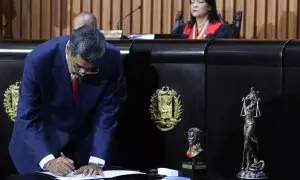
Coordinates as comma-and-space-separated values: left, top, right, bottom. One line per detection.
173, 0, 233, 39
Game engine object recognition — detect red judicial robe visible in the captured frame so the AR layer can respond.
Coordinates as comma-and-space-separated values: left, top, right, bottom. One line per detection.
183, 21, 223, 40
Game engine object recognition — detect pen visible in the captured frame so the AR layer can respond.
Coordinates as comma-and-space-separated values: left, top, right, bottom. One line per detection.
60, 152, 66, 158
61, 152, 75, 173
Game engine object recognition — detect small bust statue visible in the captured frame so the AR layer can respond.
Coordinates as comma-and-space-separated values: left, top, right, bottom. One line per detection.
182, 128, 207, 179
186, 128, 203, 158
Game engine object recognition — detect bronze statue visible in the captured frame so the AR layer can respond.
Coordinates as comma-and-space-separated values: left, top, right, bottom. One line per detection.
181, 127, 206, 179
186, 128, 203, 159
237, 87, 267, 179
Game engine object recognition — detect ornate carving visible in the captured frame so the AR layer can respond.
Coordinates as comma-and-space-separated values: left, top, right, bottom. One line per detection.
3, 82, 20, 122
150, 86, 182, 131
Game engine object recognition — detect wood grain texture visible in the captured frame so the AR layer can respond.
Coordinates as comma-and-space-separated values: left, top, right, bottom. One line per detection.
1, 0, 300, 40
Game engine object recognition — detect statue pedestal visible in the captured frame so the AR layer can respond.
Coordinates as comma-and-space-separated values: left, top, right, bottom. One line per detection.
236, 169, 267, 180
180, 161, 207, 180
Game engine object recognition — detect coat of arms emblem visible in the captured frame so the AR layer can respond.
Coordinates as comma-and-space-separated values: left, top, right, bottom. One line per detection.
3, 82, 20, 122
150, 86, 183, 131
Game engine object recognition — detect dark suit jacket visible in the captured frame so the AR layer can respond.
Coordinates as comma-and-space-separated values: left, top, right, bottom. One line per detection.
9, 35, 121, 173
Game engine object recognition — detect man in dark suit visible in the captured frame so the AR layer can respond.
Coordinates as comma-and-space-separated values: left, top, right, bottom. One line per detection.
73, 11, 127, 101
9, 25, 121, 177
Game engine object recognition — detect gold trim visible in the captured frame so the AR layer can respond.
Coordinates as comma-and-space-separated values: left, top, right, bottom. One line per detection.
150, 86, 182, 131
3, 82, 21, 122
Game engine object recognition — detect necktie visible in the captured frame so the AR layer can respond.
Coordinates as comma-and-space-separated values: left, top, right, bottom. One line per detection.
72, 76, 80, 102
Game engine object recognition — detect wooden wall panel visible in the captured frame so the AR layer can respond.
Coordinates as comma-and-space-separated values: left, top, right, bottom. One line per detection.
41, 0, 51, 39
162, 0, 172, 34
31, 0, 40, 39
245, 0, 255, 39
92, 0, 102, 32
277, 0, 288, 39
21, 0, 31, 39
266, 0, 277, 39
102, 0, 112, 30
142, 0, 151, 33
132, 0, 141, 33
122, 0, 132, 33
1, 0, 300, 40
51, 0, 60, 37
288, 0, 299, 39
235, 0, 245, 38
152, 0, 162, 34
256, 0, 266, 39
112, 0, 121, 31
11, 0, 21, 39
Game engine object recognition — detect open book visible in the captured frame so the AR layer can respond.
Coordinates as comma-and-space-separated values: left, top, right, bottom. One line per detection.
37, 170, 145, 180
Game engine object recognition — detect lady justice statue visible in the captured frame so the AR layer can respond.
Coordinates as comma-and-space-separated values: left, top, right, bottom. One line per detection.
237, 87, 267, 179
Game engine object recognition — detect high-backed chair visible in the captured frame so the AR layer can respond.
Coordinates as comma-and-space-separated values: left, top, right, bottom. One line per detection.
218, 11, 243, 39
232, 11, 243, 38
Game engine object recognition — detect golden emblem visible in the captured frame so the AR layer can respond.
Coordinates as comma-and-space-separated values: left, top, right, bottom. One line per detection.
150, 86, 183, 131
3, 82, 21, 122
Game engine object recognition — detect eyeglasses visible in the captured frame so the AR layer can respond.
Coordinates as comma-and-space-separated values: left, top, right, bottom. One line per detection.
71, 58, 100, 76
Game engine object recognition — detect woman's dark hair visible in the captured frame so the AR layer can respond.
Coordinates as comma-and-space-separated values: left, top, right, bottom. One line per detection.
189, 0, 220, 25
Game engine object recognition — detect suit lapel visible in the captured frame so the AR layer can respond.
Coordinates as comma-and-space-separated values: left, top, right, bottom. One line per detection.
51, 67, 73, 107
53, 37, 75, 112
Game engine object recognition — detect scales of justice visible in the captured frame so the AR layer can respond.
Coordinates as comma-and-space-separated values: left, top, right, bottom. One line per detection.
237, 87, 267, 180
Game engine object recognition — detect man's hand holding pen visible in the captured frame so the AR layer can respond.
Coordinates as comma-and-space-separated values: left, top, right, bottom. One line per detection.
43, 152, 75, 176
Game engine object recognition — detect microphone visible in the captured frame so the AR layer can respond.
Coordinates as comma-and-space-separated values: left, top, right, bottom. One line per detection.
117, 5, 142, 30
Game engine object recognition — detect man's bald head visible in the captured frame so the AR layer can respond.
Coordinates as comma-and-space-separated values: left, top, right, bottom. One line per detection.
73, 11, 97, 30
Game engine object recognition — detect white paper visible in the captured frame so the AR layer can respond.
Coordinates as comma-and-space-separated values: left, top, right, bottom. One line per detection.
37, 170, 145, 180
157, 168, 178, 177
127, 34, 155, 39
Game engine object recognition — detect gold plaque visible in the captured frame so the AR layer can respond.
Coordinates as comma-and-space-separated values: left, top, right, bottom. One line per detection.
100, 30, 123, 39
150, 86, 183, 131
3, 82, 21, 122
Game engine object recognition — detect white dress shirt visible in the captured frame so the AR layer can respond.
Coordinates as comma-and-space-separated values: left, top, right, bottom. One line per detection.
39, 52, 105, 170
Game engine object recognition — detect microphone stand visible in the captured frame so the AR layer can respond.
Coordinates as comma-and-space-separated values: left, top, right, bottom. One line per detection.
116, 5, 142, 39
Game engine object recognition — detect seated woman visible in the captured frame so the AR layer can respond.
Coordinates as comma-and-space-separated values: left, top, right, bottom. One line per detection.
172, 0, 233, 39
